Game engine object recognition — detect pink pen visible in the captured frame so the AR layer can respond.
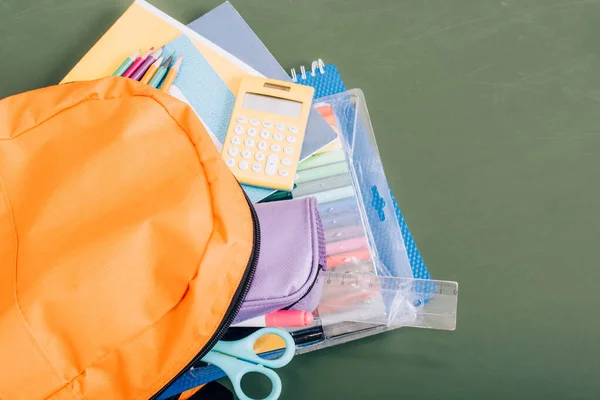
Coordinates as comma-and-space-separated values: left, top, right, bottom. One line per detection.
232, 310, 314, 328
326, 236, 368, 255
121, 47, 154, 78
326, 248, 372, 269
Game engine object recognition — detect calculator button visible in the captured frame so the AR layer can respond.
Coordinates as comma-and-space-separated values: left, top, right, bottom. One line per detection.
236, 116, 247, 123
234, 125, 244, 134
263, 121, 273, 128
244, 139, 255, 148
231, 136, 242, 145
255, 152, 265, 161
242, 149, 252, 159
228, 147, 239, 156
252, 163, 263, 172
289, 126, 299, 133
281, 158, 292, 166
226, 158, 236, 168
270, 144, 281, 152
273, 133, 284, 141
260, 130, 270, 139
250, 119, 260, 126
284, 147, 294, 154
239, 160, 249, 170
286, 136, 297, 143
247, 127, 257, 137
266, 154, 279, 176
279, 169, 289, 177
276, 123, 286, 131
258, 141, 268, 150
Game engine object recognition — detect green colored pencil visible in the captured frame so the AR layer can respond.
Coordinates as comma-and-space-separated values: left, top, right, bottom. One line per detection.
112, 50, 140, 76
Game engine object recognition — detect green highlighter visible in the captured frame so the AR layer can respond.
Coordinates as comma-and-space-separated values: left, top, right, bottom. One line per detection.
297, 149, 346, 170
295, 161, 349, 184
149, 52, 175, 88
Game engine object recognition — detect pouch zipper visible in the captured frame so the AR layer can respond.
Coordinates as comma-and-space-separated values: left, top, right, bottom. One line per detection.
149, 191, 260, 400
283, 264, 323, 310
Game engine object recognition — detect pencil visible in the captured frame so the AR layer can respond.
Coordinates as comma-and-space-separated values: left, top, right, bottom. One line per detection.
130, 47, 163, 81
122, 47, 154, 79
160, 55, 183, 93
140, 56, 163, 85
112, 50, 140, 76
148, 53, 174, 88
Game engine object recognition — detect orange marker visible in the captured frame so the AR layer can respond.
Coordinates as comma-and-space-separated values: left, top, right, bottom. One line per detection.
160, 55, 183, 93
140, 56, 163, 85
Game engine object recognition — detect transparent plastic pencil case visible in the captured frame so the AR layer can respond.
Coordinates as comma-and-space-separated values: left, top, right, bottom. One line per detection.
289, 89, 459, 354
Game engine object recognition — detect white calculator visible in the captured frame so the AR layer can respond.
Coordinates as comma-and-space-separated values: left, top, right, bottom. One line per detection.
221, 76, 314, 191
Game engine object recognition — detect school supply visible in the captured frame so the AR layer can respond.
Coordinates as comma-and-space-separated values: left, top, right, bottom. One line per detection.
293, 174, 352, 198
289, 89, 458, 352
122, 47, 154, 78
187, 2, 337, 160
200, 328, 295, 400
296, 160, 349, 184
317, 272, 458, 331
148, 52, 174, 88
222, 76, 314, 190
293, 60, 431, 281
112, 49, 140, 76
235, 197, 325, 324
141, 55, 163, 84
232, 310, 314, 328
130, 47, 163, 80
161, 55, 182, 92
0, 77, 275, 399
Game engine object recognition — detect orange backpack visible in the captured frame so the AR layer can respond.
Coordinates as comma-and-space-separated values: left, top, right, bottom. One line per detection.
0, 77, 258, 399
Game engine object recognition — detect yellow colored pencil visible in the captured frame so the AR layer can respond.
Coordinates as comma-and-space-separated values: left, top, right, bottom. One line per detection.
160, 55, 183, 93
140, 56, 163, 85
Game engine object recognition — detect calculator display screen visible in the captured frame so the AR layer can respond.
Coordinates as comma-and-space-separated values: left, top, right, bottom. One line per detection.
242, 93, 302, 118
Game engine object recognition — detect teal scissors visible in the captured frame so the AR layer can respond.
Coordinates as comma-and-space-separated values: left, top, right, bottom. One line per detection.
200, 327, 296, 400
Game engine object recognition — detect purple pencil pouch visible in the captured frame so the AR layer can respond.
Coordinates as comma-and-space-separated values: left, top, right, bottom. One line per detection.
234, 197, 326, 323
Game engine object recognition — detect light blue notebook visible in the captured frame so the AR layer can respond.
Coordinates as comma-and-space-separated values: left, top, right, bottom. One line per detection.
162, 35, 272, 203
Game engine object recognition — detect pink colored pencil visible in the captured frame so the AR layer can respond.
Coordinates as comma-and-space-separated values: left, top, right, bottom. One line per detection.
121, 47, 154, 78
130, 47, 163, 81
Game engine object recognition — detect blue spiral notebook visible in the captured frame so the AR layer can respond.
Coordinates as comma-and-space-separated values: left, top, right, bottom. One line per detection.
292, 59, 430, 280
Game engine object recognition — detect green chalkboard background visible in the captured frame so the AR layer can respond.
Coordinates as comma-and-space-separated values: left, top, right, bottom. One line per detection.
1, 1, 599, 398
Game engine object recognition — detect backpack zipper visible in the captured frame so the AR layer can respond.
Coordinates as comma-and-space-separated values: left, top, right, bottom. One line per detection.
149, 191, 260, 400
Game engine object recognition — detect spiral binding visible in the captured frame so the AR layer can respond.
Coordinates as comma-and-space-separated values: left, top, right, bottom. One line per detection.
290, 58, 326, 82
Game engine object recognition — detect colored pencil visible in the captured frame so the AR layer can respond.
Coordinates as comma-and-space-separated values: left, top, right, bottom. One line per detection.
160, 55, 183, 93
148, 53, 174, 88
112, 50, 140, 76
122, 47, 154, 78
130, 47, 163, 81
140, 56, 163, 85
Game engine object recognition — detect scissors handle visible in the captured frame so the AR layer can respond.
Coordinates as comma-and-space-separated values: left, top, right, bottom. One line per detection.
211, 327, 296, 369
202, 351, 282, 400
